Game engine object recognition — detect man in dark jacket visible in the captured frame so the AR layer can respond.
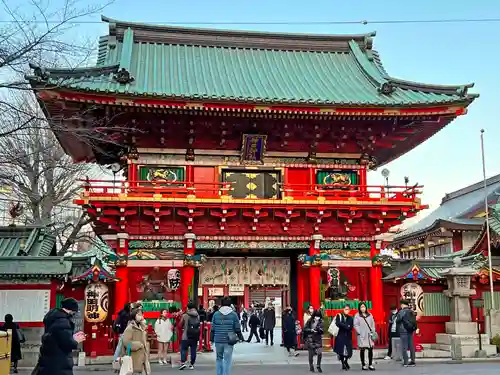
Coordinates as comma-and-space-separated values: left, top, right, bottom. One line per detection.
262, 303, 276, 346
396, 299, 417, 367
112, 302, 131, 362
37, 298, 86, 375
246, 311, 261, 343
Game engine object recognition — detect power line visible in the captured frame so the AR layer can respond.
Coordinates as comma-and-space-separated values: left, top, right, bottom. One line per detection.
0, 17, 500, 26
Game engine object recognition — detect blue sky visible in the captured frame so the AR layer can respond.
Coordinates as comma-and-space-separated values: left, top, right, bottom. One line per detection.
13, 0, 500, 225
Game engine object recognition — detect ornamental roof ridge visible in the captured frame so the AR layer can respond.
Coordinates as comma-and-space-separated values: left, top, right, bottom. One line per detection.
101, 15, 376, 52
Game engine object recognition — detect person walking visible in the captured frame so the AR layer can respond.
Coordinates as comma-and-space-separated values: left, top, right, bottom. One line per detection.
179, 302, 200, 370
240, 308, 248, 333
333, 304, 354, 371
385, 305, 399, 359
283, 306, 299, 357
112, 303, 131, 365
303, 309, 323, 372
36, 297, 86, 375
210, 296, 244, 375
262, 303, 276, 346
354, 302, 376, 370
154, 309, 173, 365
1, 314, 23, 373
122, 308, 151, 375
246, 311, 261, 343
396, 299, 417, 367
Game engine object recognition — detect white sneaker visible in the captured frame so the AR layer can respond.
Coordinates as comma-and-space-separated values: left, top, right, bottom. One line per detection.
384, 356, 391, 360
159, 359, 164, 365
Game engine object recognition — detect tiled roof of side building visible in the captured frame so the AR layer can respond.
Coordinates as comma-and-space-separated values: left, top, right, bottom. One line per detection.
26, 16, 478, 107
393, 174, 500, 243
0, 226, 56, 257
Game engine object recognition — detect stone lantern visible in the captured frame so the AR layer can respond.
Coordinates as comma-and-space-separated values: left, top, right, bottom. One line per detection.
433, 257, 497, 358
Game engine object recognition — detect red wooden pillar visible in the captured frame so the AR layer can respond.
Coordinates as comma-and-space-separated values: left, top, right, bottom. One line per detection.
297, 260, 305, 324
309, 234, 323, 310
128, 159, 138, 187
369, 241, 384, 322
181, 233, 196, 310
115, 233, 130, 314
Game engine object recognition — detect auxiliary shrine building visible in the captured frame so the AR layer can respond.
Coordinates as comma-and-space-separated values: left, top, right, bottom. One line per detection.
29, 17, 477, 325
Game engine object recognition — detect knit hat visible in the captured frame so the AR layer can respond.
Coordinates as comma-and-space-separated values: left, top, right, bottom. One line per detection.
400, 299, 410, 306
61, 298, 79, 312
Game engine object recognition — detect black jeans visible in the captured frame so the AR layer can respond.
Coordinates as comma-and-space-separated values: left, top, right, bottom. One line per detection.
308, 348, 322, 368
360, 348, 373, 366
241, 320, 248, 332
180, 339, 197, 365
247, 327, 260, 342
400, 333, 416, 365
265, 329, 274, 344
387, 333, 398, 357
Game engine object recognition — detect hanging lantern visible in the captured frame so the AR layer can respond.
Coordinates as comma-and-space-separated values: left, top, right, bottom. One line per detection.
166, 269, 181, 291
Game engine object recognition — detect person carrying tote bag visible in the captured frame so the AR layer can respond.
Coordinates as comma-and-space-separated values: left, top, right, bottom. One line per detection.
122, 309, 150, 375
353, 302, 377, 371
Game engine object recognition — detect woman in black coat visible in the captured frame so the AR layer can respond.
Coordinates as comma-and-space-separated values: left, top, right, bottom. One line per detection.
333, 304, 354, 371
282, 307, 298, 356
303, 309, 323, 373
0, 314, 22, 373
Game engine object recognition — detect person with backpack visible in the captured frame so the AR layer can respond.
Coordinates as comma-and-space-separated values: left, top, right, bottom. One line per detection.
396, 299, 417, 367
179, 302, 200, 370
210, 296, 244, 375
112, 303, 131, 364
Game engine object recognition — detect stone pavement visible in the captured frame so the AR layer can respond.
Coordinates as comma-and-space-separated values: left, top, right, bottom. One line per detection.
16, 362, 500, 375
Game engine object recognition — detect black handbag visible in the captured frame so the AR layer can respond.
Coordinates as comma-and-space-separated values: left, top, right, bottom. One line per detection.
221, 314, 239, 345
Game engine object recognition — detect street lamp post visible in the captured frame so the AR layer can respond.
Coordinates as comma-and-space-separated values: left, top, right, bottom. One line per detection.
480, 129, 495, 311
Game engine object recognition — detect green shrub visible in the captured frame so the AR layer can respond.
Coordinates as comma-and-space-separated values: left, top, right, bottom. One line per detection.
492, 334, 500, 348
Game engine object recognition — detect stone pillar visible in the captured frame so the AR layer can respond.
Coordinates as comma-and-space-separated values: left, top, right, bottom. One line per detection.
309, 234, 323, 310
114, 233, 129, 314
181, 233, 196, 310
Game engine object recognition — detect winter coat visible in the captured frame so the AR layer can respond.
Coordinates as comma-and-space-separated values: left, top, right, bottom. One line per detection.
122, 321, 150, 375
210, 306, 243, 344
37, 308, 79, 375
0, 322, 22, 361
198, 308, 207, 323
333, 313, 353, 358
262, 308, 276, 330
396, 307, 416, 334
154, 317, 173, 343
388, 311, 399, 337
353, 313, 375, 348
248, 314, 260, 328
181, 308, 200, 341
303, 317, 323, 350
282, 312, 297, 348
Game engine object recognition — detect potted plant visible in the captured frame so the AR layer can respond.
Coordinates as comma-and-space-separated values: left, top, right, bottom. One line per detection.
492, 334, 500, 354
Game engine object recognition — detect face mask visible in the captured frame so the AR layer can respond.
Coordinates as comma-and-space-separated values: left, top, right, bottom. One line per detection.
314, 316, 320, 320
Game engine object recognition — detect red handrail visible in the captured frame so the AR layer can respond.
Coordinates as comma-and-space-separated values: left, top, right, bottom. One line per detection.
79, 179, 422, 202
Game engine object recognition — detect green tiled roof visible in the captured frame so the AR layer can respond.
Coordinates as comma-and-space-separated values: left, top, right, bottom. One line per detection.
0, 226, 56, 257
0, 257, 72, 278
27, 16, 477, 107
